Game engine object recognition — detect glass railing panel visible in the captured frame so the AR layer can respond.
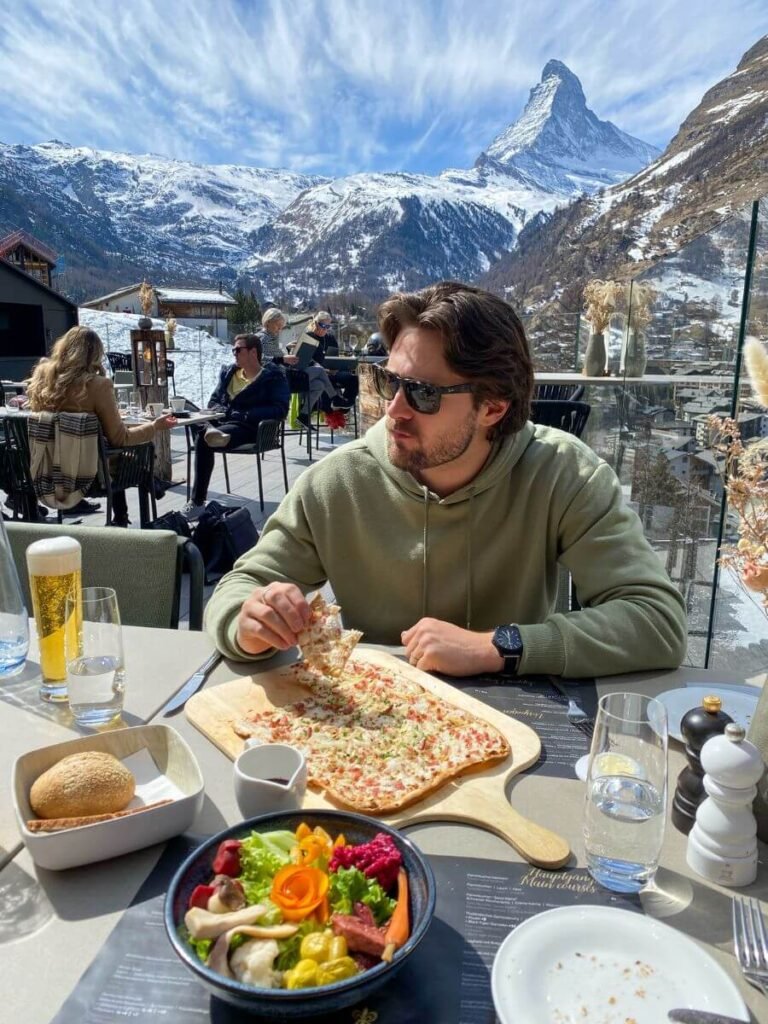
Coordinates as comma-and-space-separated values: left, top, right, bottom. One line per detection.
708, 197, 768, 679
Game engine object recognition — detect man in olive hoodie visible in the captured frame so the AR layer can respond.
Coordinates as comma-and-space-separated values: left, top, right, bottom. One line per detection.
205, 282, 687, 679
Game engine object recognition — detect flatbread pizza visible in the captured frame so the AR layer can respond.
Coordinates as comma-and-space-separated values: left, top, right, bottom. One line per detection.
234, 656, 510, 814
296, 592, 363, 677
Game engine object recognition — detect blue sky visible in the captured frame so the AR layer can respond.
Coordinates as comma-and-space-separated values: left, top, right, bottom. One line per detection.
0, 0, 765, 177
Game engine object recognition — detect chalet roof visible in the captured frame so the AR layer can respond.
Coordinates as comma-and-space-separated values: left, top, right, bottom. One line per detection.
0, 256, 77, 310
0, 228, 58, 265
81, 283, 143, 306
156, 287, 235, 305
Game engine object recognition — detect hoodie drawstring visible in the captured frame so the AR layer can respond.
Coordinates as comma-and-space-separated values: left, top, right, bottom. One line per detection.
420, 485, 475, 630
421, 486, 429, 618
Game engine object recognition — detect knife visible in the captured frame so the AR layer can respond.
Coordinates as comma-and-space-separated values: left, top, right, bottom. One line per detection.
161, 651, 221, 716
668, 1009, 749, 1023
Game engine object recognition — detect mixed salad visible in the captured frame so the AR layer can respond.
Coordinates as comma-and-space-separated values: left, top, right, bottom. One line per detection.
181, 823, 410, 990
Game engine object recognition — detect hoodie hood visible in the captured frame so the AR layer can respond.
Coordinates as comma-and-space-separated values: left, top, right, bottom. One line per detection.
363, 417, 536, 502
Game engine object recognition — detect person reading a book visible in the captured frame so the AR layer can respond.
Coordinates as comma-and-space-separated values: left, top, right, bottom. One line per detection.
259, 308, 353, 427
180, 333, 289, 521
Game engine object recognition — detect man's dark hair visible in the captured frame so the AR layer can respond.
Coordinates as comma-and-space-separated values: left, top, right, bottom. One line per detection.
234, 332, 263, 362
377, 281, 533, 437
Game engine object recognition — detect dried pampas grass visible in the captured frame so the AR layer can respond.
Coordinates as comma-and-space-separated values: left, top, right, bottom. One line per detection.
744, 336, 768, 409
583, 280, 622, 334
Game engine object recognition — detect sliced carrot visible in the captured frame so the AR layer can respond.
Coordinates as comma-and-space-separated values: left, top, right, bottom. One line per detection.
295, 822, 311, 841
381, 868, 409, 962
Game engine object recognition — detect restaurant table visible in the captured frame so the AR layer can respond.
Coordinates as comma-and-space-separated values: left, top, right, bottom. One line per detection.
2, 647, 767, 1023
122, 409, 223, 491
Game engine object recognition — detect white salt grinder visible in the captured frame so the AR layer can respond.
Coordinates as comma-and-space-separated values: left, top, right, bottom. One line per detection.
687, 723, 764, 887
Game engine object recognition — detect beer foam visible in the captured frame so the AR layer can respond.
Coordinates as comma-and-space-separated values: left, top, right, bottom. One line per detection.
26, 537, 82, 576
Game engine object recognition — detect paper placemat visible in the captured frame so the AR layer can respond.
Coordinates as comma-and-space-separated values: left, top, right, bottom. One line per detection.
52, 836, 637, 1024
456, 676, 599, 779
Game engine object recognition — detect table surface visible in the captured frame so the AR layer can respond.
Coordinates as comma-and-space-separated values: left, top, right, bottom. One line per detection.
2, 637, 766, 1023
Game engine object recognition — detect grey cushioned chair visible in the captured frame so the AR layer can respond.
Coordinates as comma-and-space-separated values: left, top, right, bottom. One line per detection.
6, 522, 204, 630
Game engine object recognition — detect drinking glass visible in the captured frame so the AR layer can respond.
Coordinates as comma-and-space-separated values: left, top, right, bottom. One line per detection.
65, 586, 125, 726
0, 516, 29, 677
129, 391, 141, 415
26, 536, 82, 701
583, 692, 668, 893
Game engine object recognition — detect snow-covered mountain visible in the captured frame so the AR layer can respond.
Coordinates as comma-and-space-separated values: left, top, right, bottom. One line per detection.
0, 141, 326, 297
246, 61, 659, 299
0, 60, 657, 301
481, 36, 768, 307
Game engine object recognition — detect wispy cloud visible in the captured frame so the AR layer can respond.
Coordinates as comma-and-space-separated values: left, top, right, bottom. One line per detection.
0, 0, 764, 176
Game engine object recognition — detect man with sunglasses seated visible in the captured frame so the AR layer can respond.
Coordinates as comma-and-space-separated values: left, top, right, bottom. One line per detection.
180, 333, 289, 520
206, 282, 686, 681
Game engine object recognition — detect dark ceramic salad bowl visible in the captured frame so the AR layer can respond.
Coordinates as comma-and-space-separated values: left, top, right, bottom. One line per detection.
164, 809, 436, 1018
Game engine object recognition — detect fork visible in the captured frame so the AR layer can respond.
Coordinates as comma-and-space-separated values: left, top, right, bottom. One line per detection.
732, 894, 768, 996
548, 676, 594, 737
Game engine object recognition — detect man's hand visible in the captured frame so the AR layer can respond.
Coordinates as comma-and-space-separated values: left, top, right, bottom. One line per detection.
401, 619, 503, 677
237, 583, 310, 655
284, 355, 299, 365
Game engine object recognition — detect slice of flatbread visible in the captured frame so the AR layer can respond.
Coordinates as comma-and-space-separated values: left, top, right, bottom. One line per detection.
296, 593, 362, 677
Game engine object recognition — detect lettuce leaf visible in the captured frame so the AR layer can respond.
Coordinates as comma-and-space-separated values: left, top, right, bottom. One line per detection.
238, 830, 295, 904
329, 866, 396, 926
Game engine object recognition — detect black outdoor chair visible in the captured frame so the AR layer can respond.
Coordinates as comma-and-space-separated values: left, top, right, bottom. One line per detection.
2, 414, 157, 527
220, 419, 289, 512
530, 399, 591, 438
534, 383, 585, 402
107, 352, 133, 373
285, 368, 320, 459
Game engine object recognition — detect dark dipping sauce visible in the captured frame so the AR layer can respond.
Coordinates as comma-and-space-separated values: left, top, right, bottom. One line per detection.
265, 777, 289, 784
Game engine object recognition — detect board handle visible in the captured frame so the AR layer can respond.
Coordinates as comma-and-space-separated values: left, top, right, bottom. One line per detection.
400, 789, 571, 870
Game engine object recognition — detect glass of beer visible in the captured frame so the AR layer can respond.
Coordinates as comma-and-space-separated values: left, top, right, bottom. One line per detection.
26, 537, 82, 701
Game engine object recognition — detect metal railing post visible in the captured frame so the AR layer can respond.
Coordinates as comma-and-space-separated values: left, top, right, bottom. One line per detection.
704, 199, 760, 668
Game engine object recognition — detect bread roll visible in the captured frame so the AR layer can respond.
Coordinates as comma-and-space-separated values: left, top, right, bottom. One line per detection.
30, 751, 135, 819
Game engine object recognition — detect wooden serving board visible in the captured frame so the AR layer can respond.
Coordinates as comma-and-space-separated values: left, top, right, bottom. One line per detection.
186, 648, 570, 869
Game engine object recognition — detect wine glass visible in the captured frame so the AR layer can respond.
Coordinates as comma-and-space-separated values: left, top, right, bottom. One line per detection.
583, 692, 668, 893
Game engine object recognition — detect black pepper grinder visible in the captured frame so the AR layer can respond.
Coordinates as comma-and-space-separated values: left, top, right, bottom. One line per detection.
672, 695, 733, 834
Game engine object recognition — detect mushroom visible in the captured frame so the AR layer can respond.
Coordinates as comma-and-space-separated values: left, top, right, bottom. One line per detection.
207, 877, 246, 914
207, 925, 298, 979
185, 903, 268, 940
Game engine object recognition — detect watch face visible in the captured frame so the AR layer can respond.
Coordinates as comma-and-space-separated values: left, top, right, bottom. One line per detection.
493, 624, 523, 655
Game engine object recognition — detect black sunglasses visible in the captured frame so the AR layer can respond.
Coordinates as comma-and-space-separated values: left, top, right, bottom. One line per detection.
371, 363, 475, 415
231, 345, 248, 354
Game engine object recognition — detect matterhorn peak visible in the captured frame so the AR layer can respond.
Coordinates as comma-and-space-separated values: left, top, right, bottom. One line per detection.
482, 60, 659, 186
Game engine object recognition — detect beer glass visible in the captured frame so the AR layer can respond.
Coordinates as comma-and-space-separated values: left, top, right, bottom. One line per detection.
65, 587, 124, 726
583, 692, 668, 893
25, 537, 82, 701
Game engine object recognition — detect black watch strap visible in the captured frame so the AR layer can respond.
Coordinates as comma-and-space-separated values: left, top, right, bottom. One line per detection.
492, 624, 524, 677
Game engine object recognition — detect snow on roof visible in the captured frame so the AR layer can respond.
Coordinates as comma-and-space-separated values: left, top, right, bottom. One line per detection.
81, 283, 143, 306
156, 288, 235, 305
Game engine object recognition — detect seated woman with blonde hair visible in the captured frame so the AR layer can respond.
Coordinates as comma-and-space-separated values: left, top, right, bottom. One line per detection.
26, 325, 175, 526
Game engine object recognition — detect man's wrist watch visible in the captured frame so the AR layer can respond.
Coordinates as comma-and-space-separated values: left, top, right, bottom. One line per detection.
491, 624, 524, 676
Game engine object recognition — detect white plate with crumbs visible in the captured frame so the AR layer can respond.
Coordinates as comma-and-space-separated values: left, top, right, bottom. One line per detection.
491, 906, 747, 1024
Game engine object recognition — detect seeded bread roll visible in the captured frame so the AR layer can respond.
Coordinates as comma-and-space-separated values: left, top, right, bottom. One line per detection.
30, 751, 136, 819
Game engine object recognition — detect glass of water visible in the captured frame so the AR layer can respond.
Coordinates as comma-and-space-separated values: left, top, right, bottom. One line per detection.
583, 692, 668, 893
64, 586, 125, 726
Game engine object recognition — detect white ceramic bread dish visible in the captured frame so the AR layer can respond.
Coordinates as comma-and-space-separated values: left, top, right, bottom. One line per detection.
13, 724, 204, 870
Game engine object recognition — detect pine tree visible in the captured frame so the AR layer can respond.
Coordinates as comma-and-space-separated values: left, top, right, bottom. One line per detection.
227, 288, 262, 331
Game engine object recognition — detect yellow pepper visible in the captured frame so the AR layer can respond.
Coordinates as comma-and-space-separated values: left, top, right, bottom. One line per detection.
300, 931, 333, 963
316, 957, 358, 985
299, 930, 349, 963
284, 958, 320, 990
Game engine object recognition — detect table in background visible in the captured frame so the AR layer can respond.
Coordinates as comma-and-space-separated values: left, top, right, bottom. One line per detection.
1, 650, 766, 1023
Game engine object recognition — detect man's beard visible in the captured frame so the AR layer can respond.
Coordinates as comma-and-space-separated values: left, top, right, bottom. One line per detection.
385, 410, 478, 474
